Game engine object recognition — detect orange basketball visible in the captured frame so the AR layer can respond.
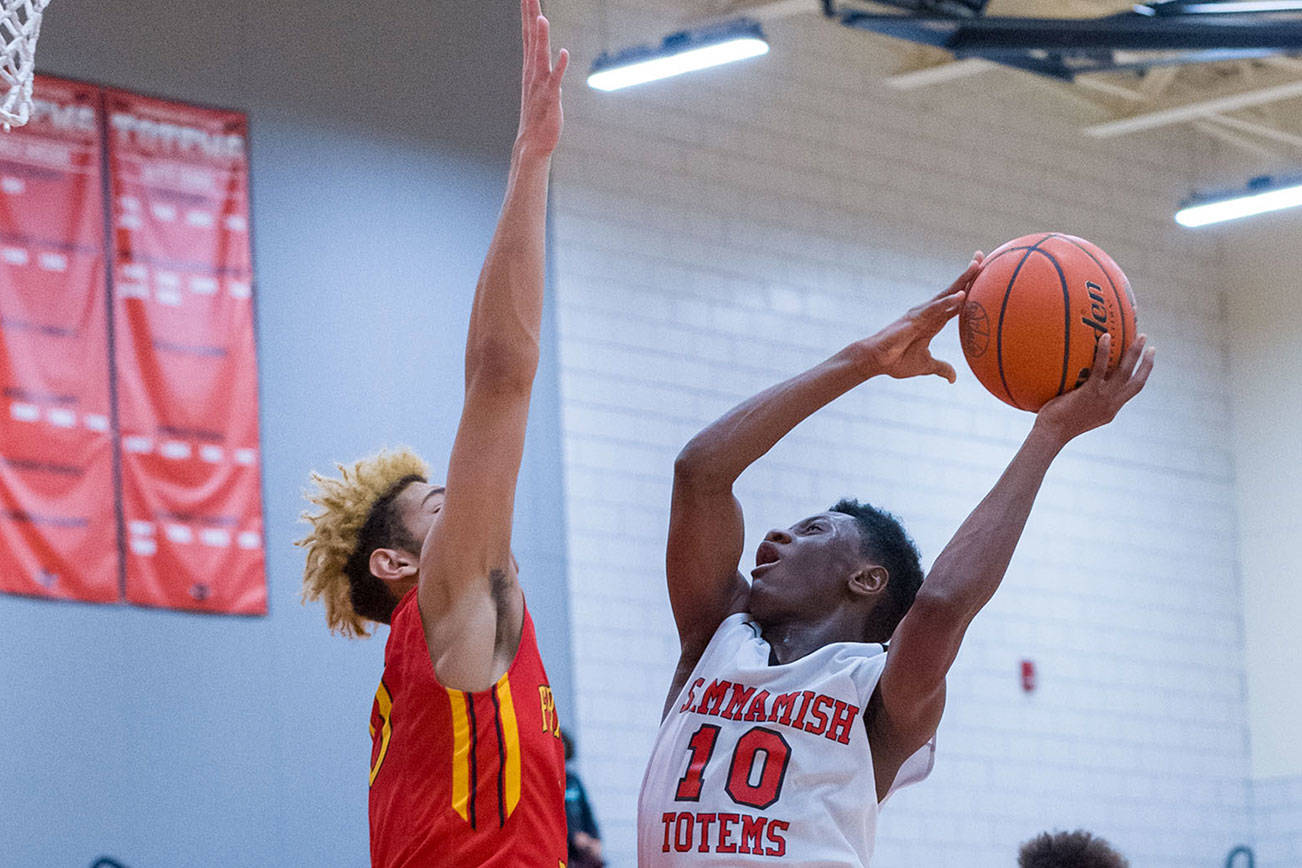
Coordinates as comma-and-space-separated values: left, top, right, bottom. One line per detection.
959, 233, 1138, 411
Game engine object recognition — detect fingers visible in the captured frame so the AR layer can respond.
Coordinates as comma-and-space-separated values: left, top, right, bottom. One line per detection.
916, 289, 966, 331
521, 0, 551, 73
1113, 332, 1146, 381
1087, 331, 1111, 383
534, 13, 552, 72
523, 2, 569, 92
934, 251, 984, 301
1117, 344, 1156, 405
933, 358, 957, 384
522, 0, 532, 57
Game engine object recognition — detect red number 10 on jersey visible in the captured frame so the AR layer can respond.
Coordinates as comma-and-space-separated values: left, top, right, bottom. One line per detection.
674, 723, 791, 810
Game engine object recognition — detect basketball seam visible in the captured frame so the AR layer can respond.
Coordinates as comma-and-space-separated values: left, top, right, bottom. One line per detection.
1054, 234, 1130, 356
1026, 246, 1073, 398
994, 234, 1054, 410
980, 245, 1035, 266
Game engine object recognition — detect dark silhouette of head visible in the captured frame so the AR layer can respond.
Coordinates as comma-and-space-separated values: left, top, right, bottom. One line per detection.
1018, 830, 1128, 868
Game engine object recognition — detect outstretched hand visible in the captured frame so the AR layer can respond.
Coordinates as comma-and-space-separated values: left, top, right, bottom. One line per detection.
1035, 331, 1155, 444
857, 252, 984, 382
516, 0, 569, 155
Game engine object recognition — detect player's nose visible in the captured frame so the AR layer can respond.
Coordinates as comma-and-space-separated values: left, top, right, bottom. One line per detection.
764, 528, 792, 545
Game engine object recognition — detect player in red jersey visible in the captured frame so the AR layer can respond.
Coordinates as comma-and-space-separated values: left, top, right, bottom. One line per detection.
297, 3, 570, 864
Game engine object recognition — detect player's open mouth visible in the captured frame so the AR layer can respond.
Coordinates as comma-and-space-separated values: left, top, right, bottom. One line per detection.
753, 542, 781, 575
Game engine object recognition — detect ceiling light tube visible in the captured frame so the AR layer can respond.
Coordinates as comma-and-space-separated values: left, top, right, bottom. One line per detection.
588, 20, 769, 92
1176, 175, 1302, 227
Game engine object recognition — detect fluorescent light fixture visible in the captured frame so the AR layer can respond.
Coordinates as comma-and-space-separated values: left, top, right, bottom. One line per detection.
588, 20, 769, 92
1176, 175, 1302, 227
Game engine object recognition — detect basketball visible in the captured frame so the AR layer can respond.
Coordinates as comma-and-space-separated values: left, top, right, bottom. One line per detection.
959, 233, 1138, 411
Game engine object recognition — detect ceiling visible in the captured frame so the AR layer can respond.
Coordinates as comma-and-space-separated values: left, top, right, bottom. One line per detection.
653, 0, 1302, 168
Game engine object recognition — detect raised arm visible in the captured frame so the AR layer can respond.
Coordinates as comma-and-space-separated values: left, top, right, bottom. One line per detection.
663, 259, 982, 714
418, 0, 568, 690
870, 332, 1156, 765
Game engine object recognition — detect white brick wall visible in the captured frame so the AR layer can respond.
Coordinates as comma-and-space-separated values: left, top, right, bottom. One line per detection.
549, 6, 1252, 865
1254, 775, 1302, 866
1223, 215, 1302, 867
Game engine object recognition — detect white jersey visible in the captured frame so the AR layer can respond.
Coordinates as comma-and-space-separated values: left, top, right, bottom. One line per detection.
637, 613, 934, 867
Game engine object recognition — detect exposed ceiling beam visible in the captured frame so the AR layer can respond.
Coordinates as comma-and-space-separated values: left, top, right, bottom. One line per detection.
1262, 54, 1302, 73
1234, 61, 1286, 125
885, 57, 995, 89
1191, 119, 1282, 159
1207, 112, 1302, 148
1074, 75, 1148, 101
944, 17, 1302, 51
691, 0, 821, 23
1085, 77, 1302, 136
1139, 64, 1181, 100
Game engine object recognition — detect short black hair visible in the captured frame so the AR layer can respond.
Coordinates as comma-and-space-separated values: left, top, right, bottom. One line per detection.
830, 498, 923, 639
344, 473, 425, 625
1018, 830, 1128, 868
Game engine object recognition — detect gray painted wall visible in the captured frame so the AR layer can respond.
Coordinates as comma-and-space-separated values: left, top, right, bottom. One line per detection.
1, 3, 574, 865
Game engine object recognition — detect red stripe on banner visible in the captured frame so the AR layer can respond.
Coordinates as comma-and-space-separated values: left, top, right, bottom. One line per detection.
105, 88, 266, 615
0, 76, 118, 603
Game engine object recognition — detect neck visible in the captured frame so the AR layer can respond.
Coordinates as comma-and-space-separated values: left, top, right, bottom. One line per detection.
388, 576, 418, 609
759, 610, 867, 665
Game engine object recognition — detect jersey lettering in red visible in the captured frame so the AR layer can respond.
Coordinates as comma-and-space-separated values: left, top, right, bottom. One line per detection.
681, 677, 861, 745
660, 810, 788, 856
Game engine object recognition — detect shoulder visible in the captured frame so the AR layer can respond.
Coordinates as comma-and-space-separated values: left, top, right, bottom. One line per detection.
661, 612, 760, 720
385, 588, 421, 635
817, 637, 889, 672
702, 611, 760, 656
685, 612, 761, 682
386, 587, 422, 644
681, 610, 758, 666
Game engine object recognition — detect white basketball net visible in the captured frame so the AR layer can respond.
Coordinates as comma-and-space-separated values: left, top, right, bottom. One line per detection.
1, 0, 50, 129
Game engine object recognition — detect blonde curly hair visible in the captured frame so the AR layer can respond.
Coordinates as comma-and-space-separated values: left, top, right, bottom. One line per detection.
297, 447, 430, 638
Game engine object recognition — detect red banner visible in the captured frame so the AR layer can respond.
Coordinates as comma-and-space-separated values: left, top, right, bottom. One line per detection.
0, 77, 117, 603
0, 76, 265, 614
105, 89, 265, 614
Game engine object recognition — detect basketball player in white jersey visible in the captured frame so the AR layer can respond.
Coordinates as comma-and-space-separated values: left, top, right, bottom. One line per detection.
638, 255, 1156, 865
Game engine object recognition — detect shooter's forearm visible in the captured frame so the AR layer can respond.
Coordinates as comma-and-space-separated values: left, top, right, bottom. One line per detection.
675, 344, 876, 489
463, 142, 552, 393
920, 422, 1065, 618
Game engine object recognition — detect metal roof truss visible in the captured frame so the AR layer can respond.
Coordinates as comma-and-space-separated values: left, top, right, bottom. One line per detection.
826, 0, 1302, 80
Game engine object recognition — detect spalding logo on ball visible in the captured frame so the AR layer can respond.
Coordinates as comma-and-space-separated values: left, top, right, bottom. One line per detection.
959, 233, 1137, 411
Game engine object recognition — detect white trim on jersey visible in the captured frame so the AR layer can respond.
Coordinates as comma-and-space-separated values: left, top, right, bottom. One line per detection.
637, 613, 934, 866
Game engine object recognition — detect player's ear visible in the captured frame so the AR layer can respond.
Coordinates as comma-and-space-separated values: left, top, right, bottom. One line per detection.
369, 547, 419, 584
849, 565, 888, 597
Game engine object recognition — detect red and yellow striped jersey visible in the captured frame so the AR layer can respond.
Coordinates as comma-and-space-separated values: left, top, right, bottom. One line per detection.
369, 589, 567, 867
